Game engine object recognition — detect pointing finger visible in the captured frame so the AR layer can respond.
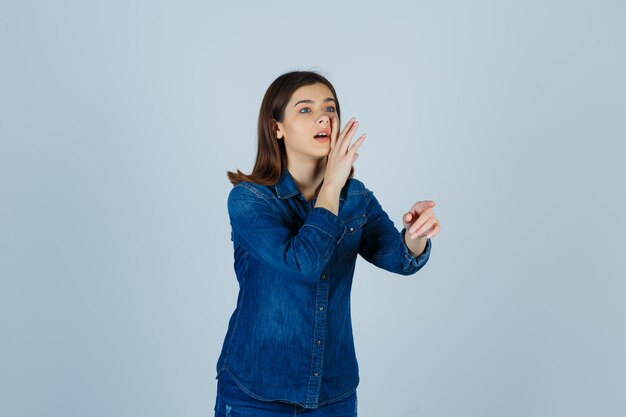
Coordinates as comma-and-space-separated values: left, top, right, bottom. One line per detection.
410, 200, 436, 216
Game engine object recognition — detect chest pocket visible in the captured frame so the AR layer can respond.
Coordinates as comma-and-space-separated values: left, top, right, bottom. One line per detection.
338, 213, 367, 259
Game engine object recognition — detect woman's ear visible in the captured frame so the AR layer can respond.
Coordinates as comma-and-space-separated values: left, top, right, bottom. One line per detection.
272, 119, 284, 140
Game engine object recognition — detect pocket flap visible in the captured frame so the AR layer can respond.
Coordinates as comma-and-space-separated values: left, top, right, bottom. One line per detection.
344, 214, 367, 234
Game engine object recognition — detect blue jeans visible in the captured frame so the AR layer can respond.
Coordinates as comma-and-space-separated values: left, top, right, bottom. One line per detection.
214, 371, 358, 417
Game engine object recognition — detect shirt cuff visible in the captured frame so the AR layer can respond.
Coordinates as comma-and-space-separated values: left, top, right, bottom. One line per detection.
401, 228, 432, 268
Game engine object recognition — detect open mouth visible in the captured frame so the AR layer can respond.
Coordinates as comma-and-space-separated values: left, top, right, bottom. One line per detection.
314, 133, 329, 142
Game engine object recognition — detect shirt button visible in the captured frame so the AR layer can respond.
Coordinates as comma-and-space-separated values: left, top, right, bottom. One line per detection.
313, 372, 319, 377
318, 306, 324, 311
349, 227, 354, 232
321, 274, 327, 280
316, 339, 322, 345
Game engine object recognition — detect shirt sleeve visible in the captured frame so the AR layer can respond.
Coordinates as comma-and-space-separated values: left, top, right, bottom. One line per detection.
358, 187, 431, 275
228, 184, 345, 277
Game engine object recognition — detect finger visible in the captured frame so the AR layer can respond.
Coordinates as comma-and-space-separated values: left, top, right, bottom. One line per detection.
335, 117, 355, 145
335, 117, 355, 153
330, 116, 339, 149
337, 119, 357, 155
426, 223, 441, 239
409, 212, 434, 235
409, 200, 436, 216
339, 118, 357, 138
411, 200, 436, 213
339, 119, 359, 154
404, 212, 413, 224
412, 219, 438, 239
347, 134, 366, 156
415, 221, 440, 239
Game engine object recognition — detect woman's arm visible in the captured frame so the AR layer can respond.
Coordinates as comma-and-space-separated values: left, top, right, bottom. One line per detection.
314, 182, 342, 216
358, 188, 432, 275
228, 184, 344, 278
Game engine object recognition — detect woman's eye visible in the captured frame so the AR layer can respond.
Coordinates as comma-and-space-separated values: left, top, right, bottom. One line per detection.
298, 106, 335, 113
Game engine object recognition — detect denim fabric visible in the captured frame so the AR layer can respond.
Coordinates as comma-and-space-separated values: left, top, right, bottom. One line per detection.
216, 170, 431, 409
214, 369, 357, 417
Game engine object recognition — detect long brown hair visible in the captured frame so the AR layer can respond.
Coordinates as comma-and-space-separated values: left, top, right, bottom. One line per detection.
227, 71, 353, 186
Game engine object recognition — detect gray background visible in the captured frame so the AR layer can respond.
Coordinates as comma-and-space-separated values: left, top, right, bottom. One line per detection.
1, 1, 625, 416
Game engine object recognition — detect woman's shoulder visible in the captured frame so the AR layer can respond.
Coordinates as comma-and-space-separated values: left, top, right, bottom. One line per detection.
228, 180, 276, 202
227, 181, 276, 219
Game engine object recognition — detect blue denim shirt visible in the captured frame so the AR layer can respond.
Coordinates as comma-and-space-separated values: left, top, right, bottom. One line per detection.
216, 170, 432, 409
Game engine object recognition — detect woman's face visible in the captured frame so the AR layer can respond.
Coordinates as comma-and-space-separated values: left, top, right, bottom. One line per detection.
274, 83, 338, 164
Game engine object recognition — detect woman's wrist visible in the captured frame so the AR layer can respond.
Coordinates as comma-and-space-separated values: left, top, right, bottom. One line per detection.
314, 183, 342, 215
405, 232, 428, 257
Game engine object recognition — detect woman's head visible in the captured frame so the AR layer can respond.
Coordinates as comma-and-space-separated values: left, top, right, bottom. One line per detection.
227, 71, 343, 185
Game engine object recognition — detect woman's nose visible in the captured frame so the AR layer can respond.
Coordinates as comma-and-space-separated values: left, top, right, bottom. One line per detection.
317, 114, 330, 125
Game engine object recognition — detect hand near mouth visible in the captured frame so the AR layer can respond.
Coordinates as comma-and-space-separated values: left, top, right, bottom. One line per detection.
313, 116, 365, 215
323, 116, 366, 188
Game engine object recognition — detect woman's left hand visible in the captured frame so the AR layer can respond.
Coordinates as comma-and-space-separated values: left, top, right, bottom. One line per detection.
403, 200, 441, 240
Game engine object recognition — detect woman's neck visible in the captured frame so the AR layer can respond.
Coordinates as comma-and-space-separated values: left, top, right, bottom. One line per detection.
287, 158, 327, 202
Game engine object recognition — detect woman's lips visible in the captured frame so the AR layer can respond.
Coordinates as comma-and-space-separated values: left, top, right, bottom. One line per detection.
314, 137, 330, 143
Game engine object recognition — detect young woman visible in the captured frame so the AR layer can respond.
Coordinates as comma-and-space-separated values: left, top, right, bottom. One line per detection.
214, 71, 440, 417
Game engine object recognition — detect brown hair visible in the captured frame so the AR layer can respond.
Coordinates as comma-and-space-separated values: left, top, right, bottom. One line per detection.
227, 71, 353, 185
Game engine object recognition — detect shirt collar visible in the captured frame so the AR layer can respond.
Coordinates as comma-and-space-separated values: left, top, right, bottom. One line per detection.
274, 170, 301, 199
274, 169, 346, 201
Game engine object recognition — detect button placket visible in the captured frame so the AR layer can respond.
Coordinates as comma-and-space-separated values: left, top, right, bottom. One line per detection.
306, 271, 329, 403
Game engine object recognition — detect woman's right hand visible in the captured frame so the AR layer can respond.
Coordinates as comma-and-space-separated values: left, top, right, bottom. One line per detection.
323, 116, 366, 188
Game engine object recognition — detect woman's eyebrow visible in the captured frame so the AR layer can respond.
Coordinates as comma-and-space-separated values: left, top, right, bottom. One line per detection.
293, 97, 336, 107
